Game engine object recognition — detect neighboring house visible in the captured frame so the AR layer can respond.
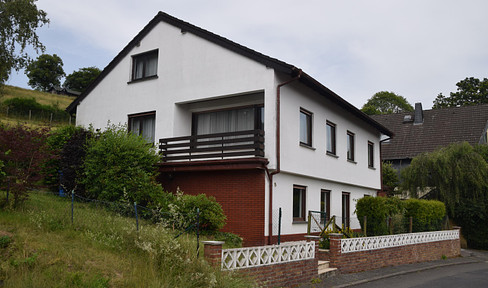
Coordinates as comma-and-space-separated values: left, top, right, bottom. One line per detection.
47, 86, 81, 97
372, 103, 488, 173
67, 11, 392, 246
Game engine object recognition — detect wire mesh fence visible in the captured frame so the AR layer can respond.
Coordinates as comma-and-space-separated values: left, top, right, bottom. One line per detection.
0, 105, 75, 126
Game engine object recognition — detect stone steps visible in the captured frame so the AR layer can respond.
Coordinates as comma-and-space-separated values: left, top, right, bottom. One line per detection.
318, 260, 338, 278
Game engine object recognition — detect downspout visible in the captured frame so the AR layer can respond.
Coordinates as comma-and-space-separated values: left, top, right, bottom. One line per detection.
379, 136, 392, 196
267, 69, 302, 245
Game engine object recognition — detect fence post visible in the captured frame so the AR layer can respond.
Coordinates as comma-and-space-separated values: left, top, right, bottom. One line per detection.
196, 208, 200, 258
307, 210, 311, 234
134, 202, 139, 231
6, 177, 10, 202
50, 113, 53, 124
71, 191, 74, 225
363, 216, 367, 236
29, 110, 31, 120
409, 217, 413, 233
202, 241, 224, 267
278, 207, 282, 245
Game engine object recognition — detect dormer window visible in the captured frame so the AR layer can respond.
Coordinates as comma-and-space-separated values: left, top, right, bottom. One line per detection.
132, 49, 158, 81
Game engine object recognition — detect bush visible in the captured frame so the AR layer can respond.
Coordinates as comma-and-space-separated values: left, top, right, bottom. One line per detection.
59, 127, 93, 196
164, 190, 226, 233
43, 126, 80, 190
454, 199, 488, 249
0, 124, 52, 206
3, 97, 69, 120
81, 124, 164, 208
355, 196, 403, 236
404, 199, 446, 232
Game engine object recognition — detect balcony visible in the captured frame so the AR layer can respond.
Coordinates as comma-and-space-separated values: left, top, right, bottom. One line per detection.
159, 129, 264, 162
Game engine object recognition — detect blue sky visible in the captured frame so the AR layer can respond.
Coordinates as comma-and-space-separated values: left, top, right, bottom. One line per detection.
7, 0, 488, 109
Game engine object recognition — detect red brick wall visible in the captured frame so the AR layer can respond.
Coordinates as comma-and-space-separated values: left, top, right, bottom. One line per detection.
159, 169, 266, 246
241, 258, 318, 288
203, 240, 319, 288
328, 233, 461, 273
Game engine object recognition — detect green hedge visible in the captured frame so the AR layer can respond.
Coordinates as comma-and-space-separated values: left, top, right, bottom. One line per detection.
356, 197, 446, 236
404, 199, 446, 232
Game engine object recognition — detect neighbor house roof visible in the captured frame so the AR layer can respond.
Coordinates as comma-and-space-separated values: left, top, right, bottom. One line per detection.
371, 104, 488, 160
67, 11, 392, 137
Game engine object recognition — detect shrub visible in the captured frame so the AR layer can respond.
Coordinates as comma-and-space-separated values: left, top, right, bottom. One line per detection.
164, 190, 226, 233
0, 124, 53, 206
43, 125, 80, 190
59, 127, 93, 196
3, 97, 69, 120
454, 199, 488, 249
355, 196, 401, 236
81, 124, 165, 207
403, 199, 446, 232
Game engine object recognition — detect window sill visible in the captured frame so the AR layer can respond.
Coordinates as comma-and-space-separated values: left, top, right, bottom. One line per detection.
326, 152, 338, 158
299, 143, 316, 150
127, 75, 158, 84
292, 220, 308, 224
347, 160, 357, 164
368, 166, 376, 170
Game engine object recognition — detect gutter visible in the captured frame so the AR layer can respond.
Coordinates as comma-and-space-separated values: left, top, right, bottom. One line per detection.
266, 69, 302, 245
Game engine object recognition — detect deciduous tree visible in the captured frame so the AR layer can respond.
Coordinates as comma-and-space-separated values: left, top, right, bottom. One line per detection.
63, 66, 101, 93
25, 53, 65, 91
433, 77, 488, 108
361, 91, 413, 115
0, 0, 49, 87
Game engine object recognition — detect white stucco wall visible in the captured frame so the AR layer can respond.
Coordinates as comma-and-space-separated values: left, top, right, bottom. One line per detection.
75, 21, 278, 167
271, 172, 375, 236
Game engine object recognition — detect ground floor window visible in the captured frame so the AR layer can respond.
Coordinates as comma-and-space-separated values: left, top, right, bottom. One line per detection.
293, 185, 307, 221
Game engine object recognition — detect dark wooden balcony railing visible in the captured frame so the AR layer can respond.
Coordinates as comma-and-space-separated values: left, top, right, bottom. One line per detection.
159, 129, 264, 162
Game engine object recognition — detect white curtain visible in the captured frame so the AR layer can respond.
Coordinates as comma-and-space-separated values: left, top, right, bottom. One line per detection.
196, 107, 254, 135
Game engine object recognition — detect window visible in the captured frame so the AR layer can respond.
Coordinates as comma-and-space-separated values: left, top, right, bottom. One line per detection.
300, 108, 312, 146
193, 105, 263, 135
368, 141, 374, 168
293, 185, 307, 221
347, 131, 355, 161
326, 121, 336, 155
320, 190, 330, 224
132, 50, 158, 81
342, 192, 350, 228
128, 111, 156, 143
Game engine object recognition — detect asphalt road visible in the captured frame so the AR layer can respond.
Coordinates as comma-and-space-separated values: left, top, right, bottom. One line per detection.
350, 261, 488, 288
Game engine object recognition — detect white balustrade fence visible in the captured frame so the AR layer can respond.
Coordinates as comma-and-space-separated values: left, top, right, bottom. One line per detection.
341, 229, 459, 253
221, 241, 315, 270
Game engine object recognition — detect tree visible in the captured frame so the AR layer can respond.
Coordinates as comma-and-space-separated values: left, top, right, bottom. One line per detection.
25, 54, 65, 91
401, 142, 488, 248
433, 77, 488, 109
0, 0, 49, 87
0, 124, 53, 206
82, 124, 165, 207
63, 66, 101, 93
361, 91, 414, 115
382, 162, 399, 196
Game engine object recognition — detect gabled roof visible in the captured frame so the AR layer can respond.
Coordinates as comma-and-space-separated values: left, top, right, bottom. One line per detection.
371, 104, 488, 160
67, 11, 392, 136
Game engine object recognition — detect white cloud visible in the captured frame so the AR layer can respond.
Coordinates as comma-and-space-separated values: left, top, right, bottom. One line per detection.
9, 0, 488, 109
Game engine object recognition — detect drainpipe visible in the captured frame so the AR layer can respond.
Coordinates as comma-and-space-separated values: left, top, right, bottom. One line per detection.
379, 136, 392, 196
267, 69, 302, 245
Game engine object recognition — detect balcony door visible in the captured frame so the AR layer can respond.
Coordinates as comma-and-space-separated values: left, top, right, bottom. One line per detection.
192, 106, 263, 135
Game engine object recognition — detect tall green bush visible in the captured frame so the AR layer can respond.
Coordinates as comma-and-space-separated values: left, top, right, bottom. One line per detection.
356, 196, 403, 236
82, 124, 164, 207
403, 199, 446, 232
3, 97, 69, 119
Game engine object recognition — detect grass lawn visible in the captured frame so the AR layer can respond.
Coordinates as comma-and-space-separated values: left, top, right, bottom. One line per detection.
0, 191, 253, 288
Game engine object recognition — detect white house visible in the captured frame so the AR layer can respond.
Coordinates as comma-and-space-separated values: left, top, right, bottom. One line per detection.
68, 11, 392, 246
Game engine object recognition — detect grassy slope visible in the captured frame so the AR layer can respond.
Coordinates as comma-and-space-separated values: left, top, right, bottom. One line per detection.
0, 86, 75, 128
0, 85, 74, 109
0, 192, 253, 288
